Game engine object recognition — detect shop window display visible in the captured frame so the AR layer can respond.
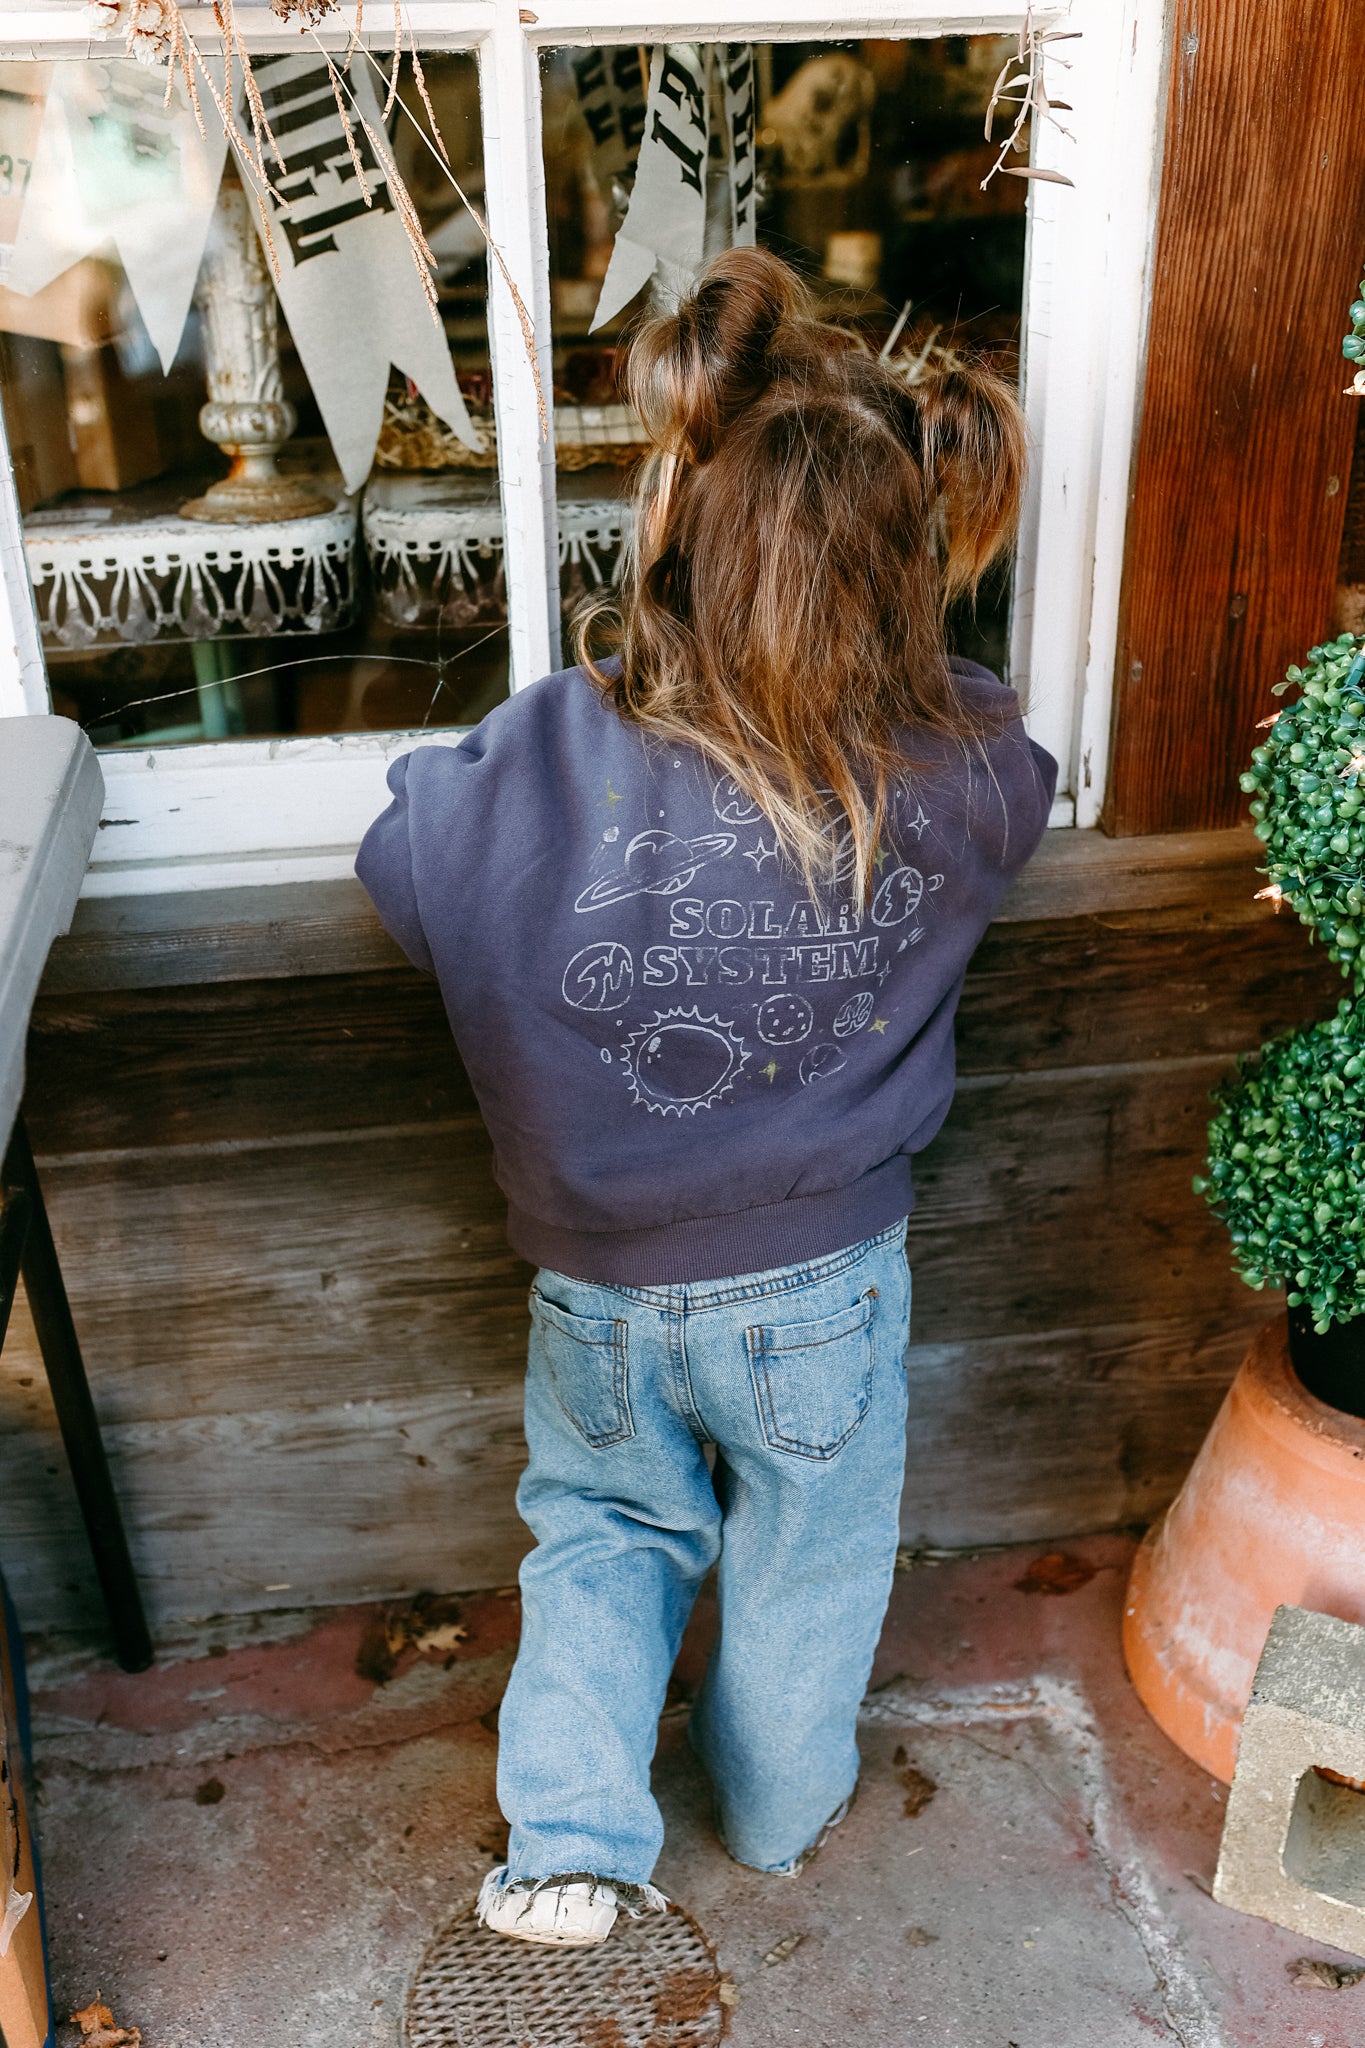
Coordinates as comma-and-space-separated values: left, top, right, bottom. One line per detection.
0, 49, 504, 744
539, 36, 1028, 672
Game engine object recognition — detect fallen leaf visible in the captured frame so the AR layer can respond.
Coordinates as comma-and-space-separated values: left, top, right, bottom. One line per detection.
1014, 1552, 1098, 1596
717, 1979, 740, 2007
412, 1622, 468, 1656
763, 1932, 804, 1965
356, 1591, 466, 1684
906, 1926, 940, 1947
1288, 1957, 1365, 1990
71, 2002, 142, 2048
893, 1746, 938, 1818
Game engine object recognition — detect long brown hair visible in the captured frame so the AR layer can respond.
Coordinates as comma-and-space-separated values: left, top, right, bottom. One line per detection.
576, 247, 1026, 906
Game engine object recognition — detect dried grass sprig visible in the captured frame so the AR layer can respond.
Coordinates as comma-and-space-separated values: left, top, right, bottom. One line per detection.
328, 58, 372, 199
981, 4, 1079, 192
384, 0, 402, 117
407, 34, 447, 166
162, 3, 204, 132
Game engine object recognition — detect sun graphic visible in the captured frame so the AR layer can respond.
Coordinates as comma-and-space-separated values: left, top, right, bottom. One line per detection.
621, 1008, 749, 1116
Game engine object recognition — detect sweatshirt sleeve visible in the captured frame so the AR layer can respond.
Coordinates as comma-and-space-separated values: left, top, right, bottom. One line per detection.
355, 752, 436, 974
1028, 736, 1059, 831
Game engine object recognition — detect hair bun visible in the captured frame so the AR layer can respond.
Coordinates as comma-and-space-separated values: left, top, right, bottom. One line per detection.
626, 247, 818, 462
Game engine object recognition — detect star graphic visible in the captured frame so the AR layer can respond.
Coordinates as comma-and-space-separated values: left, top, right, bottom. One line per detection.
744, 836, 780, 871
762, 1059, 779, 1083
872, 842, 889, 873
605, 782, 624, 807
869, 1017, 889, 1035
877, 963, 893, 985
903, 801, 931, 840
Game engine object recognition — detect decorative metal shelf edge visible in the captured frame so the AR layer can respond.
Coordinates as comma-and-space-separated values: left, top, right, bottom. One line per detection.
25, 498, 360, 653
22, 489, 636, 649
362, 492, 636, 632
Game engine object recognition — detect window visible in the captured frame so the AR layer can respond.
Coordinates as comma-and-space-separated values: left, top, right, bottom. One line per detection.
542, 34, 1030, 677
0, 0, 1167, 899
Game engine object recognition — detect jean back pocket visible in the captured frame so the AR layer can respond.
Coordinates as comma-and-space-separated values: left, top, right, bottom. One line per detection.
745, 1289, 878, 1461
530, 1289, 634, 1448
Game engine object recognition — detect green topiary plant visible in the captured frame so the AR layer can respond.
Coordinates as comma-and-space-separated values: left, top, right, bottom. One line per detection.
1196, 999, 1365, 1334
1197, 630, 1365, 1356
1241, 630, 1365, 981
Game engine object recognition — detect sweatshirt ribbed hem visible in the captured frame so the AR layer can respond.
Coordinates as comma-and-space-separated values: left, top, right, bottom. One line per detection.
506, 1157, 916, 1287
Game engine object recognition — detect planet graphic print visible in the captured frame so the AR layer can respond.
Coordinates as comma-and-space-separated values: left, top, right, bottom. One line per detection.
623, 1009, 748, 1114
800, 1042, 847, 1085
713, 775, 763, 825
562, 941, 634, 1012
833, 990, 875, 1038
871, 865, 924, 927
574, 829, 736, 912
756, 993, 814, 1045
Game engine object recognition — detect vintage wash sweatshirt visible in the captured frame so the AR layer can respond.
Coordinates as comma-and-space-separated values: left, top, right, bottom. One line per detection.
356, 658, 1056, 1285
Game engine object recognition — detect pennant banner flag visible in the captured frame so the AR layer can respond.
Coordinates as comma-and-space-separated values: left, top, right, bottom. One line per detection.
591, 43, 708, 333
7, 57, 226, 371
722, 45, 757, 249
571, 42, 647, 193
240, 53, 479, 493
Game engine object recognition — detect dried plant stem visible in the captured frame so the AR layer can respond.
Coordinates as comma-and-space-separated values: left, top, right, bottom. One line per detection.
163, 5, 205, 134
329, 60, 372, 198
980, 3, 1079, 192
384, 0, 402, 116
202, 1, 280, 192
407, 34, 447, 165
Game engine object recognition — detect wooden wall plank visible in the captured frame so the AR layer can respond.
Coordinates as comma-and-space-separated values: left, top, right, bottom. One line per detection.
1105, 0, 1365, 835
2, 897, 1325, 1635
2, 1055, 1255, 1426
42, 829, 1272, 994
2, 1306, 1258, 1625
22, 911, 1338, 1154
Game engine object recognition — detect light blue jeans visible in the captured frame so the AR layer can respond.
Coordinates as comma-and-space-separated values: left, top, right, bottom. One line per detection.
496, 1221, 911, 1882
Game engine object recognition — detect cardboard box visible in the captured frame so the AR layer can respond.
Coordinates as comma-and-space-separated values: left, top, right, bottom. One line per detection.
0, 331, 76, 511
0, 256, 119, 352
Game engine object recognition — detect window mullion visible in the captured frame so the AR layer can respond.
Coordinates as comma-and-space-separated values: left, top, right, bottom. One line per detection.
480, 9, 560, 690
0, 394, 50, 717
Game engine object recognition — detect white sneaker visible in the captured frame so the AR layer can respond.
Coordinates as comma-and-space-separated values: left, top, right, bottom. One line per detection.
476, 1866, 666, 1947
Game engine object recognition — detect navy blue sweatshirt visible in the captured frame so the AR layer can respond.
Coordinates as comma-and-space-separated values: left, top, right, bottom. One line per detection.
356, 658, 1056, 1284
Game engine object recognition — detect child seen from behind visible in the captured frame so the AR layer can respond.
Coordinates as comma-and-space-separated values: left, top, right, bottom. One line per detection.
357, 246, 1057, 1944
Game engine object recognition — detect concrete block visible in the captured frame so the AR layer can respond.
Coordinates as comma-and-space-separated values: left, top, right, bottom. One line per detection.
1214, 1603, 1365, 1958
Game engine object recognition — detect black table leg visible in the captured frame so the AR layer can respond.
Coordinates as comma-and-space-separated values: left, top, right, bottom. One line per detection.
2, 1116, 153, 1673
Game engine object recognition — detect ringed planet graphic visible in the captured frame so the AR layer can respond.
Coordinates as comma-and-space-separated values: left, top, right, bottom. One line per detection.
574, 829, 736, 912
833, 990, 875, 1037
756, 993, 814, 1045
622, 1008, 749, 1114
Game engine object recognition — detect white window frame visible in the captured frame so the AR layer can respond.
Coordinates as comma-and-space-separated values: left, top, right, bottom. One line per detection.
0, 0, 1168, 896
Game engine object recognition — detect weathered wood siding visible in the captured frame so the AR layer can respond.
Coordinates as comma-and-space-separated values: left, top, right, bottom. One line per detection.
0, 900, 1341, 1634
1104, 0, 1365, 834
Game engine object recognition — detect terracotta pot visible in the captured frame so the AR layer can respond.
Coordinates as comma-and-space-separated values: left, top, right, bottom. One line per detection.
1122, 1316, 1365, 1783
